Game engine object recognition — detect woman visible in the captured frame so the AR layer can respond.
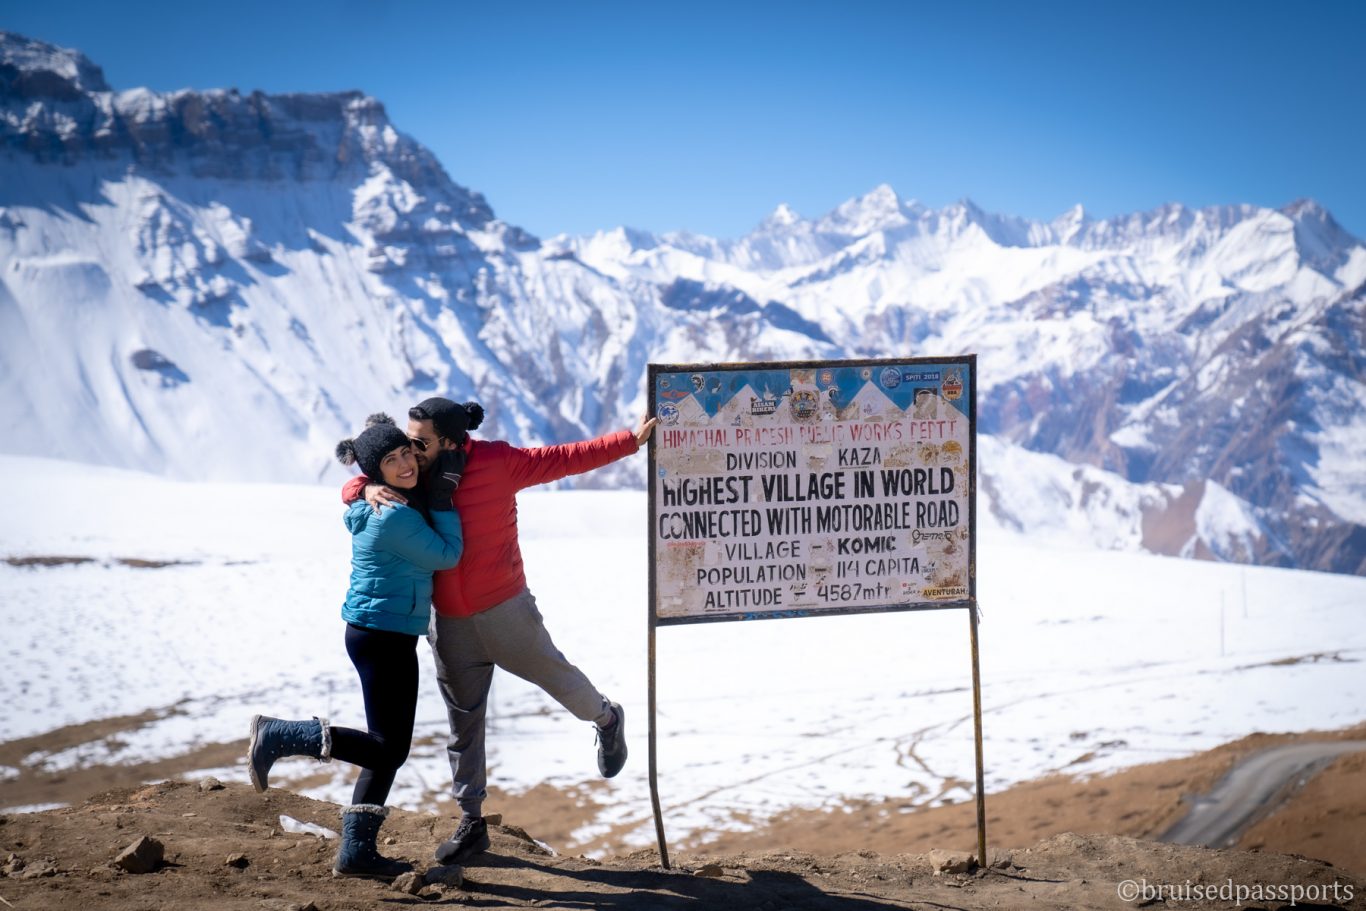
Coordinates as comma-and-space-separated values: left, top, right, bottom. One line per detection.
246, 414, 465, 879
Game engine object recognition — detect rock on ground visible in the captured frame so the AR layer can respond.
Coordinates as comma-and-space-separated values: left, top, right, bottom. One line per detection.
113, 835, 163, 874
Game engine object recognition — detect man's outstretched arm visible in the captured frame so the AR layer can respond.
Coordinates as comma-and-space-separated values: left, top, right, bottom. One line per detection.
506, 414, 657, 491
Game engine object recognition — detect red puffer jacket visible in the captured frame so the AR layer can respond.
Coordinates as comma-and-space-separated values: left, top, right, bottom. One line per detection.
342, 431, 639, 617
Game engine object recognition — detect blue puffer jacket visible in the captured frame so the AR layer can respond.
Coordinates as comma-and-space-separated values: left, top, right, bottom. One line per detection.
341, 502, 463, 636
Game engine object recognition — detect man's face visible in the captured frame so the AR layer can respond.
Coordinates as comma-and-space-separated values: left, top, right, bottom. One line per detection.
407, 418, 441, 471
406, 417, 461, 471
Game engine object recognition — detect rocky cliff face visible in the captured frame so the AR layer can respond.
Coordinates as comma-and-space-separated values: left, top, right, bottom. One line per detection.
0, 31, 470, 196
2, 31, 1362, 572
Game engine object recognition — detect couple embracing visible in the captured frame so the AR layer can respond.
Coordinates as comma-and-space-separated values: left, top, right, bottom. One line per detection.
247, 396, 656, 878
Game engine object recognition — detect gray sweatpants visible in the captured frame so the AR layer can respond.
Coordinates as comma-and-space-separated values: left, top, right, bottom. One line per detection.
428, 587, 606, 817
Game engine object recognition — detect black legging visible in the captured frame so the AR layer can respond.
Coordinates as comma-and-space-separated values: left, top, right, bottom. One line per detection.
329, 623, 419, 806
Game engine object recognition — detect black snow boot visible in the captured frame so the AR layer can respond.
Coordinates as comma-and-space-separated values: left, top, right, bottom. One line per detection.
332, 804, 413, 879
247, 714, 331, 792
595, 702, 628, 778
435, 814, 490, 865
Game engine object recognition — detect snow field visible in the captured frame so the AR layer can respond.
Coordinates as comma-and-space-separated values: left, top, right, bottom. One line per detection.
2, 455, 1363, 852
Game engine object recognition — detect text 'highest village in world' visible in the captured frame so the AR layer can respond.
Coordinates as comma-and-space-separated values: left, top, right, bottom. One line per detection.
650, 361, 974, 620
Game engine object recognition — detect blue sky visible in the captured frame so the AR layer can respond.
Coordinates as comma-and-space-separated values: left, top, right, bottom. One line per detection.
5, 1, 1364, 240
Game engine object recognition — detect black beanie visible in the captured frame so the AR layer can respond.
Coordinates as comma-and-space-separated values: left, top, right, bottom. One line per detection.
410, 397, 485, 443
335, 414, 411, 480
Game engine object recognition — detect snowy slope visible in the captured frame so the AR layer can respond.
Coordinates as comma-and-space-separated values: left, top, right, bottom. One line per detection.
1, 31, 1363, 572
3, 456, 1363, 850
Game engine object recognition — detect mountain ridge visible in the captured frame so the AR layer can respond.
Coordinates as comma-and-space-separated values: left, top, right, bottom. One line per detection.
2, 30, 1363, 573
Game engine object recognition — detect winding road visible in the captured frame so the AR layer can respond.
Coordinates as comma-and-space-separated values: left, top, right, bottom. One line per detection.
1160, 740, 1366, 847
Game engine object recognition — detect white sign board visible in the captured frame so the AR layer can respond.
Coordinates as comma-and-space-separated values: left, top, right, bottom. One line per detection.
649, 357, 976, 625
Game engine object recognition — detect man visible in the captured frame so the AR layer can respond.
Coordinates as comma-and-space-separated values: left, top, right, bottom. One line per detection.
341, 397, 655, 865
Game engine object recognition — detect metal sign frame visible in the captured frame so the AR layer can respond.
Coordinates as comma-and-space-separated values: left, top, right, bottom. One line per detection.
644, 355, 985, 869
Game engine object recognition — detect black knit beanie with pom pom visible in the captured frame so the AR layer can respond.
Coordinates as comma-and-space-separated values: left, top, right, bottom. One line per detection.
409, 397, 485, 445
335, 413, 412, 480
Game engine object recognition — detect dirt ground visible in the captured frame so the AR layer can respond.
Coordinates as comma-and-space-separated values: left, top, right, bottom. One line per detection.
3, 723, 1365, 909
1, 780, 1362, 911
683, 723, 1366, 876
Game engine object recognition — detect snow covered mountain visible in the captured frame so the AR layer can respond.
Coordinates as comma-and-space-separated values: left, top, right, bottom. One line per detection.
2, 32, 1363, 573
563, 194, 1366, 573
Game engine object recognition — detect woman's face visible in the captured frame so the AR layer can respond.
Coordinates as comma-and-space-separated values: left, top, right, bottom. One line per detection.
379, 445, 420, 490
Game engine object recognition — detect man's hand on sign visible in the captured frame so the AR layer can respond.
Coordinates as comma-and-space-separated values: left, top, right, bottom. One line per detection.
634, 414, 658, 447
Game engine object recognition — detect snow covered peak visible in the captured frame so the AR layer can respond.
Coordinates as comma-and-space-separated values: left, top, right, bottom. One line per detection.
757, 202, 804, 232
567, 225, 662, 261
1053, 202, 1087, 227
1049, 203, 1089, 244
940, 197, 988, 230
1282, 198, 1331, 221
924, 197, 1045, 247
817, 183, 908, 235
1281, 197, 1361, 277
0, 31, 109, 97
